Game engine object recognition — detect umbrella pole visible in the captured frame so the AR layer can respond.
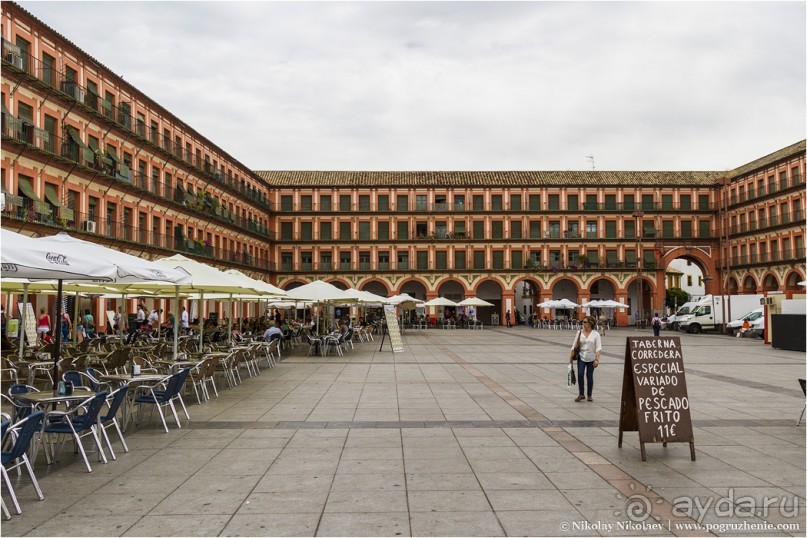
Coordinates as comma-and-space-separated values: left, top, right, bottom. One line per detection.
51, 280, 63, 395
173, 286, 179, 361
227, 293, 233, 344
120, 293, 126, 338
239, 298, 243, 333
73, 290, 80, 343
18, 283, 28, 360
198, 291, 205, 352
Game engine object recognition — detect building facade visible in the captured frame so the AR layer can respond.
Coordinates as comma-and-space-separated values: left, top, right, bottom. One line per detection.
1, 2, 805, 329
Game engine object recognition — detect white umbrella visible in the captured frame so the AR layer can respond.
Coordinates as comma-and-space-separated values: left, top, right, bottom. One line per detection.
457, 297, 494, 307
424, 297, 458, 307
552, 298, 580, 308
286, 280, 354, 303
535, 300, 555, 308
798, 280, 807, 287
387, 293, 423, 311
341, 288, 390, 305
598, 299, 629, 308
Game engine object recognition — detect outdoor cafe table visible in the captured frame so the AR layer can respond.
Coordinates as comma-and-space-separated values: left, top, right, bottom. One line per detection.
99, 374, 166, 431
13, 390, 94, 411
153, 359, 202, 373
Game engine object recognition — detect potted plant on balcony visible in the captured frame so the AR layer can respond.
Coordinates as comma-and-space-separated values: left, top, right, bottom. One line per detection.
577, 254, 588, 268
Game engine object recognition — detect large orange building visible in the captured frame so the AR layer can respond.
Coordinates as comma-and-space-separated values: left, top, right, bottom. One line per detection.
1, 2, 804, 328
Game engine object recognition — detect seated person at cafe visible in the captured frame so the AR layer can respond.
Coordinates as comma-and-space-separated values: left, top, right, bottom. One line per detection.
42, 330, 55, 345
263, 322, 282, 342
231, 327, 244, 342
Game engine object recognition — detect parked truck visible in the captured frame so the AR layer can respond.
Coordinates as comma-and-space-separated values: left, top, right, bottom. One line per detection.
677, 294, 764, 334
665, 297, 707, 331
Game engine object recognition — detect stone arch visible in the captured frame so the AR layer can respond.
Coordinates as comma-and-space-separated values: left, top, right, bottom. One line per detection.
512, 276, 544, 323
661, 247, 716, 281
762, 273, 780, 292
473, 279, 504, 325
326, 279, 350, 290
741, 274, 758, 293
551, 278, 582, 299
282, 279, 310, 291
360, 279, 390, 296
436, 279, 466, 301
396, 278, 429, 301
726, 276, 739, 294
785, 270, 805, 290
624, 276, 656, 324
587, 276, 619, 299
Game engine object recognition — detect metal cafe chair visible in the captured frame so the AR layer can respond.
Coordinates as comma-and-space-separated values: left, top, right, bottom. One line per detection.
1, 411, 45, 515
43, 391, 109, 473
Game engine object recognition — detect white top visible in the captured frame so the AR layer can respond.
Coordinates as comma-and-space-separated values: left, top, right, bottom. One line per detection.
136, 309, 146, 322
147, 311, 159, 324
181, 310, 189, 328
571, 330, 602, 362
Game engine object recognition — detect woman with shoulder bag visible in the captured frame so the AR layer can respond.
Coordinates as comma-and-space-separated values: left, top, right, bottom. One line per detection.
569, 315, 602, 402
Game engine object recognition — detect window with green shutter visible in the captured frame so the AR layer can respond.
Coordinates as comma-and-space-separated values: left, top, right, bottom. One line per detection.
397, 221, 409, 240
473, 221, 485, 239
454, 250, 466, 270
320, 195, 331, 211
698, 194, 710, 211
435, 251, 447, 270
698, 219, 711, 238
377, 221, 389, 240
605, 221, 617, 238
567, 194, 578, 211
604, 194, 617, 210
340, 195, 351, 211
473, 195, 484, 211
281, 195, 293, 211
510, 220, 522, 239
473, 251, 485, 269
662, 221, 674, 238
585, 194, 597, 210
661, 194, 673, 210
300, 222, 312, 240
681, 221, 692, 238
280, 222, 293, 240
529, 194, 541, 211
300, 195, 312, 211
359, 195, 370, 211
679, 195, 691, 210
491, 221, 503, 239
624, 220, 635, 239
359, 222, 370, 240
397, 194, 409, 211
510, 194, 521, 211
492, 251, 504, 269
641, 194, 654, 210
417, 251, 429, 270
339, 221, 352, 240
378, 195, 389, 211
529, 221, 541, 239
491, 195, 503, 211
511, 250, 522, 270
548, 195, 560, 210
623, 195, 635, 211
320, 221, 332, 240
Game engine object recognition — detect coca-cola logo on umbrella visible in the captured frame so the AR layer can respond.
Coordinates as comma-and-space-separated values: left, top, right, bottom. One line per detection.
45, 252, 70, 265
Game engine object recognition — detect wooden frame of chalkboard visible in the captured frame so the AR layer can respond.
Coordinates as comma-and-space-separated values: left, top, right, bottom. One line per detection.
618, 336, 695, 462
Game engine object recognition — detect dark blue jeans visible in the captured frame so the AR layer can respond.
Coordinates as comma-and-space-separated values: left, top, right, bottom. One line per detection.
577, 360, 595, 397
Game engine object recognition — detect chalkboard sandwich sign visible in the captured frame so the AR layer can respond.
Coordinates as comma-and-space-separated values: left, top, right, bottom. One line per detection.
618, 336, 695, 462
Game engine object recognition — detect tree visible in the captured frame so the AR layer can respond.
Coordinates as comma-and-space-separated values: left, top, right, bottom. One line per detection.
666, 288, 690, 309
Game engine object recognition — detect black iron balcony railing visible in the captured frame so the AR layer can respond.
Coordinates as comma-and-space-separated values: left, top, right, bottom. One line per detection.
1, 200, 275, 271
730, 248, 805, 268
275, 199, 716, 213
1, 39, 272, 212
728, 210, 804, 236
1, 113, 272, 240
728, 174, 804, 206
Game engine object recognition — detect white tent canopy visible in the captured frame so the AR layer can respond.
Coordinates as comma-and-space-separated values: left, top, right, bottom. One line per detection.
457, 297, 494, 307
424, 297, 458, 307
285, 280, 356, 303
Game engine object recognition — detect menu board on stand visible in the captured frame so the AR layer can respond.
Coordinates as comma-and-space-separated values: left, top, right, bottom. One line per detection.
618, 336, 695, 461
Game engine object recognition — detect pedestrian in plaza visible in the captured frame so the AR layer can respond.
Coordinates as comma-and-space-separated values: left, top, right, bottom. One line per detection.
36, 307, 51, 345
570, 315, 602, 402
83, 309, 95, 339
652, 312, 662, 337
60, 311, 72, 342
505, 310, 511, 328
180, 306, 190, 334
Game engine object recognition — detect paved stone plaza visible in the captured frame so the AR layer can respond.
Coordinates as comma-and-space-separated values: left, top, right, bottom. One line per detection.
3, 327, 805, 537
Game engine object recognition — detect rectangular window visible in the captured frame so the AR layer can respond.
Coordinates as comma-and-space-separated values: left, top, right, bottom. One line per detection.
680, 220, 692, 238
301, 252, 313, 271
584, 194, 597, 210
454, 250, 466, 270
300, 221, 312, 241
280, 195, 293, 211
453, 195, 465, 211
585, 221, 597, 239
340, 252, 351, 270
417, 251, 429, 270
623, 194, 635, 211
529, 221, 541, 239
491, 195, 503, 211
378, 252, 389, 270
397, 221, 409, 240
300, 195, 312, 211
605, 221, 617, 239
397, 252, 409, 271
529, 250, 542, 264
567, 194, 578, 211
358, 222, 370, 240
510, 194, 521, 211
320, 221, 332, 240
698, 194, 710, 210
320, 253, 332, 272
415, 195, 427, 211
378, 195, 389, 211
359, 252, 371, 270
339, 221, 352, 240
280, 222, 293, 240
529, 194, 541, 211
661, 194, 673, 210
510, 220, 522, 239
453, 221, 466, 238
377, 221, 389, 240
491, 221, 503, 239
641, 194, 655, 210
435, 251, 447, 270
473, 251, 485, 269
511, 250, 522, 270
473, 221, 485, 239
473, 195, 484, 211
698, 219, 710, 238
548, 194, 560, 210
280, 253, 293, 271
680, 195, 691, 210
624, 220, 635, 239
320, 195, 331, 211
359, 195, 371, 211
492, 251, 504, 269
604, 194, 617, 210
548, 221, 560, 238
662, 220, 674, 238
340, 194, 351, 211
397, 194, 408, 211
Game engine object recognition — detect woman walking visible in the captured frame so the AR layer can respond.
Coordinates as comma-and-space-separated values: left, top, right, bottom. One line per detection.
36, 307, 51, 345
569, 315, 602, 402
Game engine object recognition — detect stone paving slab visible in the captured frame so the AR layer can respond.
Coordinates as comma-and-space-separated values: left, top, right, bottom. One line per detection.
2, 327, 804, 536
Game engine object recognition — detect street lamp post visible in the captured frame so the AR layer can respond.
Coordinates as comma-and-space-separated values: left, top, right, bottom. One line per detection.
716, 177, 732, 333
632, 209, 644, 328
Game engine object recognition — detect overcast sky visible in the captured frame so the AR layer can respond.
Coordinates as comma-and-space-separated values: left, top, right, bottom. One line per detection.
19, 1, 807, 171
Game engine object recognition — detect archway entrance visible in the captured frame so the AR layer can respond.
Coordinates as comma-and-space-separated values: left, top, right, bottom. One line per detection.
763, 274, 780, 292
400, 280, 427, 301
515, 279, 540, 322
552, 279, 579, 320
742, 275, 758, 294
361, 280, 389, 296
437, 280, 465, 302
476, 280, 503, 325
626, 278, 654, 326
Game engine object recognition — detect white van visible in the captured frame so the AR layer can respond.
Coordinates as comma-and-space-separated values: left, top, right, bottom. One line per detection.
726, 307, 764, 335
